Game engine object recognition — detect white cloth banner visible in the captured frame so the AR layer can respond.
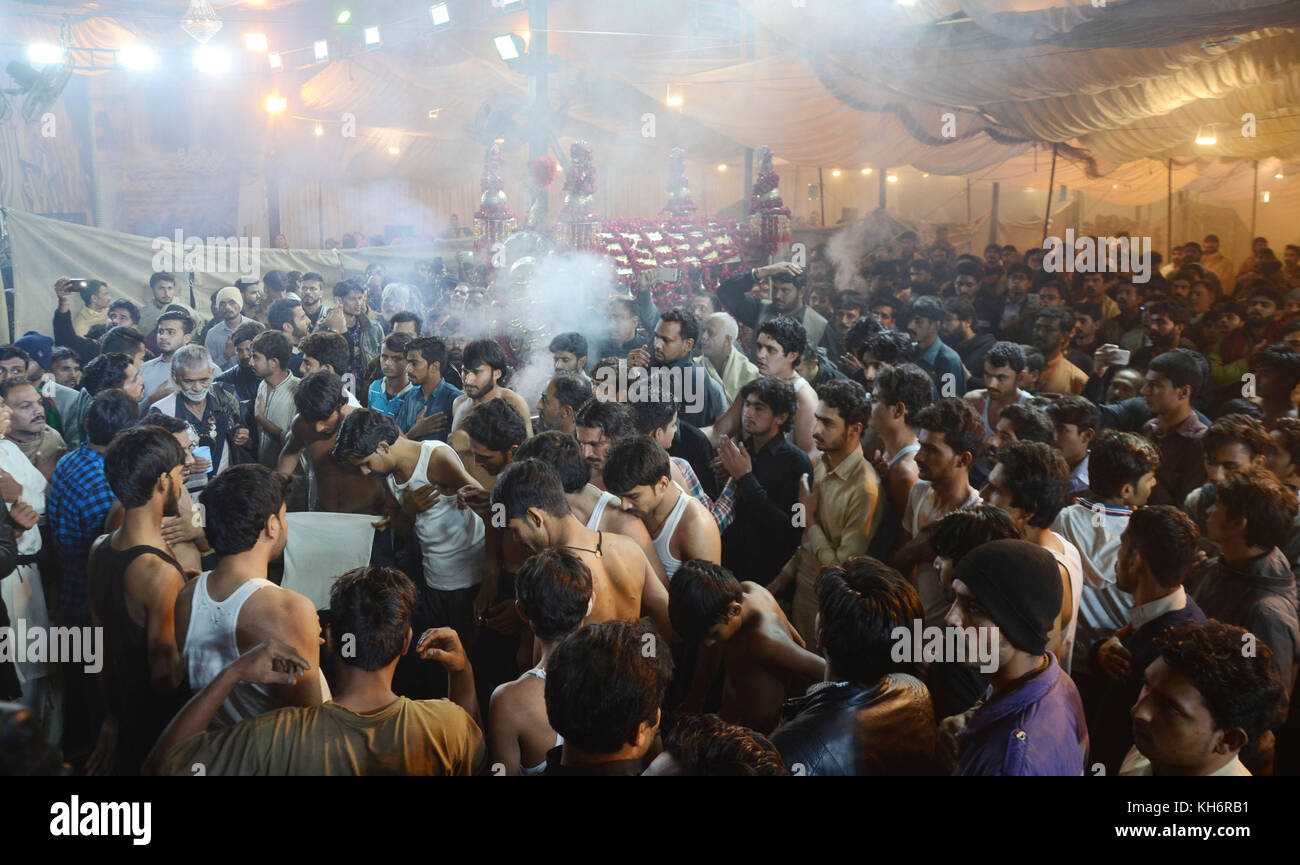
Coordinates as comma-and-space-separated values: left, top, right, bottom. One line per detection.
281, 512, 377, 612
3, 208, 472, 337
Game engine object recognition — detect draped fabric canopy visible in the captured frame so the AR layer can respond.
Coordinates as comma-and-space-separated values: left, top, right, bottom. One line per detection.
2, 0, 1299, 213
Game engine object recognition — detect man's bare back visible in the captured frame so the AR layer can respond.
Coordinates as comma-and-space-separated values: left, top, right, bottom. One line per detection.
567, 486, 668, 585
287, 406, 384, 514
719, 582, 825, 734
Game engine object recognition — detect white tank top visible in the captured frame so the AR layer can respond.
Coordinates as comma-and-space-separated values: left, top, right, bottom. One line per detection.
651, 485, 691, 580
586, 490, 619, 532
517, 667, 564, 776
184, 571, 277, 728
388, 439, 485, 591
1049, 533, 1085, 676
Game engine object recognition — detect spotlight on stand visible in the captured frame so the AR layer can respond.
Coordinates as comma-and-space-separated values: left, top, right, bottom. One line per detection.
430, 4, 451, 27
493, 33, 526, 63
26, 43, 65, 65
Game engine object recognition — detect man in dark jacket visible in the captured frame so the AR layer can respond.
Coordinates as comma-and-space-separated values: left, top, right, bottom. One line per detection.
771, 557, 937, 775
717, 261, 831, 356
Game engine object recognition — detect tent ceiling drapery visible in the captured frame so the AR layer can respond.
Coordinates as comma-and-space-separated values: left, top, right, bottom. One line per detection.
2, 0, 1299, 214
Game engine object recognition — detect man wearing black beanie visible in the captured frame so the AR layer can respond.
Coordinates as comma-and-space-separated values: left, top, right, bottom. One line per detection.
941, 539, 1089, 775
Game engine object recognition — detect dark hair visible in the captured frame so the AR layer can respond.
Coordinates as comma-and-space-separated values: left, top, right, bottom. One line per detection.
201, 464, 290, 556
84, 389, 139, 446
669, 561, 743, 645
332, 277, 364, 299
862, 330, 912, 365
329, 566, 418, 671
942, 296, 976, 324
1205, 413, 1273, 459
382, 331, 413, 355
138, 410, 190, 435
107, 298, 141, 325
549, 331, 589, 360
834, 292, 869, 314
1021, 345, 1045, 375
1044, 394, 1099, 435
100, 327, 145, 357
490, 458, 571, 521
659, 307, 700, 345
1006, 263, 1032, 279
156, 308, 195, 335
845, 315, 884, 354
463, 338, 510, 385
995, 441, 1070, 527
1088, 431, 1160, 499
0, 346, 27, 364
997, 403, 1055, 445
51, 347, 80, 368
603, 435, 671, 495
1213, 467, 1299, 550
80, 279, 107, 306
295, 370, 348, 422
407, 336, 447, 371
0, 377, 39, 401
817, 557, 923, 684
332, 408, 401, 462
736, 375, 797, 433
1075, 301, 1103, 323
756, 317, 807, 364
1125, 506, 1200, 589
1148, 347, 1205, 397
660, 713, 787, 776
914, 397, 985, 460
231, 321, 266, 347
267, 298, 303, 334
932, 505, 1021, 562
954, 260, 983, 280
103, 425, 187, 508
302, 271, 324, 285
81, 352, 135, 395
462, 399, 528, 454
150, 272, 175, 290
1034, 305, 1074, 336
906, 295, 945, 326
389, 310, 423, 333
544, 620, 674, 755
1153, 619, 1285, 742
1271, 418, 1300, 467
816, 379, 870, 429
300, 332, 350, 374
871, 363, 931, 428
574, 399, 635, 440
545, 373, 590, 414
516, 549, 593, 643
629, 394, 679, 437
514, 431, 589, 493
250, 330, 293, 371
1248, 285, 1284, 308
1250, 344, 1300, 393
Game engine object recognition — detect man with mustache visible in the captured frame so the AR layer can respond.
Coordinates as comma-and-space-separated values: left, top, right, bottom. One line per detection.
574, 399, 636, 491
87, 426, 193, 774
447, 339, 532, 487
1, 378, 67, 480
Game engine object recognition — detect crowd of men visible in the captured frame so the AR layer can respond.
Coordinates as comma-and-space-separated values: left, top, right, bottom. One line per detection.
1, 230, 1298, 776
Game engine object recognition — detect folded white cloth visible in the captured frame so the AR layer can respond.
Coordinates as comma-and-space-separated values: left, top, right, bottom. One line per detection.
281, 512, 377, 611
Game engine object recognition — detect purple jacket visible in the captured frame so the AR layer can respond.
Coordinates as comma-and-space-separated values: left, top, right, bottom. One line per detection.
957, 653, 1089, 776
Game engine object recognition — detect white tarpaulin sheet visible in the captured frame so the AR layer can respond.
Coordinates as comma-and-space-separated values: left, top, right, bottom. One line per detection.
281, 512, 378, 612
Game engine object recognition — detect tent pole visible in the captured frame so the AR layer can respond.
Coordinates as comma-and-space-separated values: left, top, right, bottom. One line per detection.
965, 178, 972, 223
528, 0, 551, 222
1166, 158, 1173, 260
1041, 143, 1059, 245
879, 167, 888, 211
818, 168, 826, 228
989, 182, 999, 245
1251, 160, 1259, 237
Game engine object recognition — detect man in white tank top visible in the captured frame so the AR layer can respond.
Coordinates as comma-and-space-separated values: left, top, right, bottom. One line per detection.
602, 436, 720, 582
175, 464, 327, 727
331, 410, 486, 678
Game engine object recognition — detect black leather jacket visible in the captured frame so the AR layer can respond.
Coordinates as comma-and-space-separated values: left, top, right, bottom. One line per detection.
771, 674, 939, 776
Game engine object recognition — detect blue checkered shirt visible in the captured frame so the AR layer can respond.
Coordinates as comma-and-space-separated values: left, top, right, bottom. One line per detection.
47, 444, 115, 623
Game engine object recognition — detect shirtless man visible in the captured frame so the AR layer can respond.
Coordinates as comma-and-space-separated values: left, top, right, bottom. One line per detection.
487, 548, 592, 776
298, 332, 363, 406
962, 341, 1032, 439
277, 370, 384, 514
603, 435, 721, 582
489, 458, 675, 640
174, 464, 326, 726
88, 426, 191, 775
707, 317, 819, 462
447, 339, 533, 480
515, 430, 668, 585
669, 560, 824, 734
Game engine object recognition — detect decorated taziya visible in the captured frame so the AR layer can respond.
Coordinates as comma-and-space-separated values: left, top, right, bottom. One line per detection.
473, 141, 516, 253
661, 147, 698, 216
748, 145, 791, 255
557, 141, 599, 251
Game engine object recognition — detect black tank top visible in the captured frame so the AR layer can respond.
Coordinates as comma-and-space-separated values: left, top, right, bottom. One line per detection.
88, 541, 191, 775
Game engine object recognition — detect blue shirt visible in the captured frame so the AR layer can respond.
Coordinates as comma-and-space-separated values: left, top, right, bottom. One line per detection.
367, 378, 414, 417
957, 652, 1088, 776
393, 378, 463, 442
47, 444, 116, 623
917, 337, 967, 398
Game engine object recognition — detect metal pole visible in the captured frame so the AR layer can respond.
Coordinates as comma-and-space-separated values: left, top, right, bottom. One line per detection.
965, 178, 972, 223
528, 0, 550, 222
818, 168, 826, 228
989, 182, 1000, 245
879, 168, 887, 211
1041, 143, 1059, 245
1166, 158, 1173, 259
1250, 160, 1259, 237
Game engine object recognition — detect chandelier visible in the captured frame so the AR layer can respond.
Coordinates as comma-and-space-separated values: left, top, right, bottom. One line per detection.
181, 0, 223, 44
